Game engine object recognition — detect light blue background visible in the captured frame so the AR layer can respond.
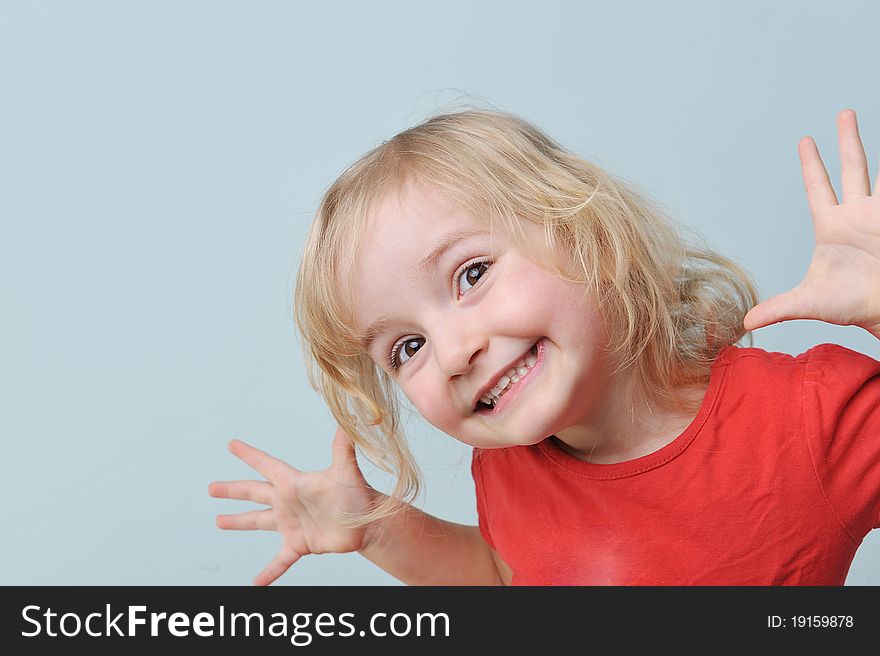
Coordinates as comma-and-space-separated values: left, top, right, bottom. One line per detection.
2, 0, 878, 585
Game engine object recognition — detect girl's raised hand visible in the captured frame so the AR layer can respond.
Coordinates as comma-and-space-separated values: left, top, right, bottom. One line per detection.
208, 425, 378, 586
743, 109, 880, 338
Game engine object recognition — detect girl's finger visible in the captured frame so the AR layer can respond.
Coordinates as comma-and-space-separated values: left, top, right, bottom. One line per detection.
330, 425, 360, 474
208, 480, 273, 506
215, 509, 278, 531
837, 109, 871, 201
228, 439, 296, 482
253, 544, 302, 586
798, 136, 838, 216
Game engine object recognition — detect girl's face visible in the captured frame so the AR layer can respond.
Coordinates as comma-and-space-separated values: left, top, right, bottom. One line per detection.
350, 182, 614, 449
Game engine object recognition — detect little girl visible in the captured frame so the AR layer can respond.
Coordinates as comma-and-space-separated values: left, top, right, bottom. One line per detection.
209, 107, 880, 585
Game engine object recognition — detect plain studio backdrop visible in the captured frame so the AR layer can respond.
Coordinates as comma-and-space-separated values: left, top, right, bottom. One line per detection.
1, 0, 878, 585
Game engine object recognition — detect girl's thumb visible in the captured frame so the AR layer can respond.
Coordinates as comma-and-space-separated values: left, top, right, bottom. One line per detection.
331, 425, 359, 472
743, 288, 804, 332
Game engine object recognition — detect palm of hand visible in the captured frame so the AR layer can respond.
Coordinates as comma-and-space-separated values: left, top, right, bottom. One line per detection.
209, 426, 377, 586
273, 467, 371, 558
791, 198, 880, 329
743, 109, 880, 336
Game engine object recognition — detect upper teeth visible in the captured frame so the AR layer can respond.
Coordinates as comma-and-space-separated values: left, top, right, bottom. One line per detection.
479, 345, 538, 405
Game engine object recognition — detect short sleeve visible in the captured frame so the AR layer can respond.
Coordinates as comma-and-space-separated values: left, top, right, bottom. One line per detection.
802, 343, 880, 541
470, 448, 496, 549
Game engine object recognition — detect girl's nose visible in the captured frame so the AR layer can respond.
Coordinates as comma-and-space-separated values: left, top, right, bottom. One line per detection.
433, 328, 487, 380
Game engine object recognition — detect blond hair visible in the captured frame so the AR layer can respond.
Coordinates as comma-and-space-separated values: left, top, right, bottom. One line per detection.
293, 105, 758, 528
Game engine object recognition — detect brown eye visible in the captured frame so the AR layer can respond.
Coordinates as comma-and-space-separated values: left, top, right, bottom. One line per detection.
389, 337, 424, 369
457, 259, 492, 295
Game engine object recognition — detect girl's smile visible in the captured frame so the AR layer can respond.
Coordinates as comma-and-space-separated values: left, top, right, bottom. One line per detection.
473, 338, 545, 415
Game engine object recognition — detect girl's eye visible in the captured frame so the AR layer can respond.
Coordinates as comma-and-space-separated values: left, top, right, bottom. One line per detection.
386, 258, 493, 371
457, 258, 491, 297
388, 337, 424, 370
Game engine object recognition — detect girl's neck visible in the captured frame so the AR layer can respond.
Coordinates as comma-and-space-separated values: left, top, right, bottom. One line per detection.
551, 378, 709, 465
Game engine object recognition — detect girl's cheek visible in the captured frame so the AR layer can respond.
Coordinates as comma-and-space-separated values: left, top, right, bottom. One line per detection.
405, 383, 437, 418
413, 388, 459, 428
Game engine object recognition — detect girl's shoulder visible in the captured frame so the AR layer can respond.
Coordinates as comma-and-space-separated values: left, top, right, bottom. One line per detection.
715, 341, 880, 371
711, 342, 880, 402
712, 343, 880, 458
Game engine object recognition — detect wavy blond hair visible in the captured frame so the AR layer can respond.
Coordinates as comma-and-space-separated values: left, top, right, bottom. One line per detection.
293, 105, 758, 528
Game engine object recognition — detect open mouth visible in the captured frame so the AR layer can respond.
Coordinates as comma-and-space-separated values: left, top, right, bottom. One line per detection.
474, 340, 541, 413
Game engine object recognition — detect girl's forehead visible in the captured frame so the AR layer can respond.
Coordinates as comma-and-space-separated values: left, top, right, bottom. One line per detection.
376, 182, 457, 220
377, 176, 490, 224
354, 183, 540, 275
359, 194, 492, 261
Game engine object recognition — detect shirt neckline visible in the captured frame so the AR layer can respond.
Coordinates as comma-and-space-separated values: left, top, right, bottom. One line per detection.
537, 344, 735, 480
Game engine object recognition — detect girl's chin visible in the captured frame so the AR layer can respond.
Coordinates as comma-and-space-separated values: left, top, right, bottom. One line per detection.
467, 432, 549, 450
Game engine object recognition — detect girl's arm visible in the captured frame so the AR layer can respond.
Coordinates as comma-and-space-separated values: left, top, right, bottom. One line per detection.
358, 494, 509, 586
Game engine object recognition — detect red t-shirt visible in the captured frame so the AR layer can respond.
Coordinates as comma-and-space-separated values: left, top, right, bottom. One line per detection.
471, 343, 880, 585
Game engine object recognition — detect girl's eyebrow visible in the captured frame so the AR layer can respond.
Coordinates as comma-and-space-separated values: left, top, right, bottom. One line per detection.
362, 315, 391, 355
414, 228, 488, 279
361, 229, 489, 355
